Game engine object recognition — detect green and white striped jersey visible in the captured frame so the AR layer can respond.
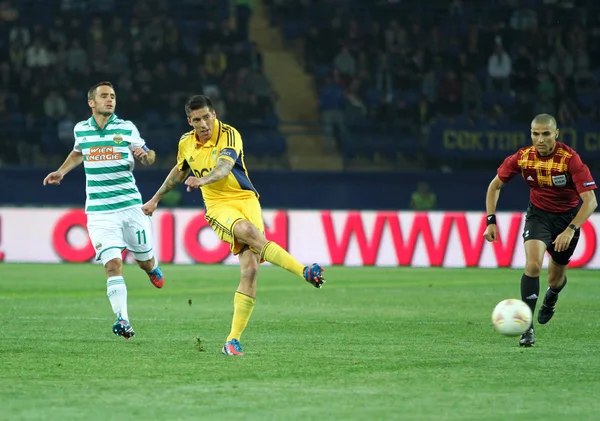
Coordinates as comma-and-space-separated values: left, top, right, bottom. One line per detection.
73, 114, 146, 214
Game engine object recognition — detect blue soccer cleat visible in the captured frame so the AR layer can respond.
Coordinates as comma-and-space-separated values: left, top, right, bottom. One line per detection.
112, 316, 135, 339
222, 339, 244, 356
147, 266, 164, 289
303, 263, 325, 288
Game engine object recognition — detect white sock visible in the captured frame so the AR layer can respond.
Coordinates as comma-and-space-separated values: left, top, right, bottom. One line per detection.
107, 276, 129, 321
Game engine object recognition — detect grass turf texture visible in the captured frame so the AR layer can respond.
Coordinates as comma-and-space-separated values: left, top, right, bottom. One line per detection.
1, 264, 599, 421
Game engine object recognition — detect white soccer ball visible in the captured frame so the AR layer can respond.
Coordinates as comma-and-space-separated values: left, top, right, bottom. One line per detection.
491, 299, 533, 336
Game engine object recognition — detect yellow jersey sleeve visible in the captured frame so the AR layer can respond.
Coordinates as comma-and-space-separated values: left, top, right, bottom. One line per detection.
176, 135, 191, 171
217, 125, 242, 165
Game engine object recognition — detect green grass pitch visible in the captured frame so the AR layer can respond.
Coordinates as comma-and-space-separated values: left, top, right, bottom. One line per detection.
1, 264, 600, 421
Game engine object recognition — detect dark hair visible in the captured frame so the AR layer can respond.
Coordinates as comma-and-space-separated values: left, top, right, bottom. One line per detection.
88, 81, 114, 100
185, 95, 213, 116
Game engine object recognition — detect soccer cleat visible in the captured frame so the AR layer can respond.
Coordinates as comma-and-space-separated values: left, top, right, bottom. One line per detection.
147, 267, 164, 289
222, 339, 244, 356
112, 316, 135, 339
303, 263, 325, 288
538, 292, 558, 324
519, 327, 535, 347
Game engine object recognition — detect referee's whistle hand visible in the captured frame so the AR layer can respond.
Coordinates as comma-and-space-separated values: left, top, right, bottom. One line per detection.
483, 225, 498, 242
552, 230, 574, 252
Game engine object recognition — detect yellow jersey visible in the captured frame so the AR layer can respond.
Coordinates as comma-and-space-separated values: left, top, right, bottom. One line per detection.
176, 119, 259, 208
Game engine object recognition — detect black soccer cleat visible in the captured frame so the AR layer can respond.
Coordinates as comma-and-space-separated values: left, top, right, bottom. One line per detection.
538, 287, 560, 325
519, 327, 535, 347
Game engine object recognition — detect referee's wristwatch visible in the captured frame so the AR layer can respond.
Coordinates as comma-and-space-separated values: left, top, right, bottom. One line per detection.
568, 223, 578, 231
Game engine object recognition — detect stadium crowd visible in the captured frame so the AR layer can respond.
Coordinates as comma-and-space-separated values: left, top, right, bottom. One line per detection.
2, 0, 600, 169
265, 0, 600, 163
0, 0, 279, 167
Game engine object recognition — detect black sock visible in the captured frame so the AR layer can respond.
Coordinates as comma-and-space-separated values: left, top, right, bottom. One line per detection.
547, 276, 567, 299
521, 274, 540, 327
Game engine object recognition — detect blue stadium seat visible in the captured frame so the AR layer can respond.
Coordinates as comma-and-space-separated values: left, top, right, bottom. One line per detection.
498, 92, 516, 109
266, 131, 287, 157
365, 89, 381, 108
577, 92, 597, 112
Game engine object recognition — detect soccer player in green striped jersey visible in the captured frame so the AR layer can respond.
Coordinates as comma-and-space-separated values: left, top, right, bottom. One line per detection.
43, 81, 165, 339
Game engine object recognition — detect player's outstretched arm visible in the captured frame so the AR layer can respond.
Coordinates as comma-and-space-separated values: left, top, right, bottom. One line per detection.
483, 175, 505, 242
42, 151, 84, 186
142, 165, 189, 215
184, 158, 234, 191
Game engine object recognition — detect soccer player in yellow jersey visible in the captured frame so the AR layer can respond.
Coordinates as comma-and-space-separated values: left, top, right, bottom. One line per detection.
142, 95, 325, 356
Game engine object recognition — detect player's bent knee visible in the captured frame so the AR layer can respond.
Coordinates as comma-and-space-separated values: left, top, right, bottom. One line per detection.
234, 220, 264, 243
524, 260, 542, 277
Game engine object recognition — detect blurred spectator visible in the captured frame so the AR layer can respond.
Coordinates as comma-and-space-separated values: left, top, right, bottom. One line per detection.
375, 53, 394, 95
438, 70, 462, 118
421, 69, 437, 104
557, 94, 580, 125
511, 93, 533, 124
548, 46, 574, 81
66, 39, 87, 73
510, 7, 538, 31
462, 73, 482, 115
9, 23, 29, 46
487, 44, 511, 92
44, 90, 67, 118
334, 46, 357, 83
533, 93, 556, 116
344, 79, 368, 122
410, 182, 437, 210
58, 112, 76, 150
536, 72, 556, 100
161, 190, 183, 208
319, 75, 347, 155
511, 46, 534, 92
205, 44, 228, 82
235, 0, 252, 40
108, 40, 129, 72
25, 38, 53, 68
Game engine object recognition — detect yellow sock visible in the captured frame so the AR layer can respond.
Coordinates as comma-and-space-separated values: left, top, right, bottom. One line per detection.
227, 291, 256, 342
260, 241, 305, 277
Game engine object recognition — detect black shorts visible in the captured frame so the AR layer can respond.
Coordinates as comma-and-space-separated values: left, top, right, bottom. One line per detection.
523, 203, 580, 265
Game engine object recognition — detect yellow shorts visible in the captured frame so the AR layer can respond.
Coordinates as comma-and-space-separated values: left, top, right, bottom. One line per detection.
204, 197, 264, 255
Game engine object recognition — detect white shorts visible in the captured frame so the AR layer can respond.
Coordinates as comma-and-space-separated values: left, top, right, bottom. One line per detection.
87, 206, 154, 265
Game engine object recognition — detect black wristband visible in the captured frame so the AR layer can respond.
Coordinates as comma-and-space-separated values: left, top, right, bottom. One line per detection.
486, 214, 497, 226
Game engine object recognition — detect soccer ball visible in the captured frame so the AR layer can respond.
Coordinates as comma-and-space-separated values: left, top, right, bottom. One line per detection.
491, 299, 532, 336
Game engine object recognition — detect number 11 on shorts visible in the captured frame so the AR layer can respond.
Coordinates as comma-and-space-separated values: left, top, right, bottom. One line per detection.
136, 229, 147, 245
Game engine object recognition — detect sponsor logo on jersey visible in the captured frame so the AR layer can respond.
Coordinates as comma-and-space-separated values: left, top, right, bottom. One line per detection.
88, 146, 122, 161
